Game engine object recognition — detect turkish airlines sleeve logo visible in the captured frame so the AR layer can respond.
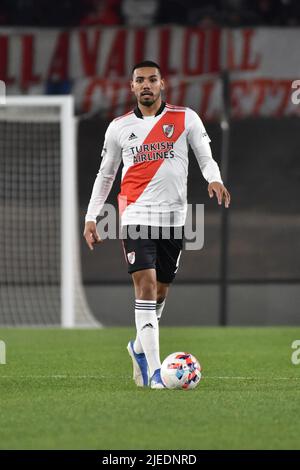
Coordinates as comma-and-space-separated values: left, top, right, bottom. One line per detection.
162, 124, 175, 138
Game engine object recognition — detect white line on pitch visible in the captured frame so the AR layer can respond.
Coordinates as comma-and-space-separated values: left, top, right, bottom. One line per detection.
206, 376, 300, 380
0, 375, 126, 379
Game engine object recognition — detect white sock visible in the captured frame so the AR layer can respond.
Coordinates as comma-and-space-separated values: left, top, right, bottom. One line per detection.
134, 299, 166, 354
134, 299, 161, 377
156, 299, 166, 322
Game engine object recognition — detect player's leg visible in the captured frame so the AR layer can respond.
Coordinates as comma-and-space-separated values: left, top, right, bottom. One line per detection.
155, 230, 183, 326
131, 280, 169, 385
134, 279, 169, 354
123, 226, 159, 386
132, 268, 157, 301
156, 227, 184, 288
131, 268, 162, 382
156, 281, 169, 322
148, 227, 184, 388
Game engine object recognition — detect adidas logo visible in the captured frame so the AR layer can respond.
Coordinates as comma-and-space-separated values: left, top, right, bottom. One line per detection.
128, 132, 137, 141
141, 323, 154, 330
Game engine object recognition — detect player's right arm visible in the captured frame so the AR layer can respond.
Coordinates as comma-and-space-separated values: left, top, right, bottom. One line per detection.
84, 120, 122, 250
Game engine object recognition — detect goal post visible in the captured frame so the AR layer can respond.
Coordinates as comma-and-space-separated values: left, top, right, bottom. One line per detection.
61, 96, 76, 327
0, 96, 99, 327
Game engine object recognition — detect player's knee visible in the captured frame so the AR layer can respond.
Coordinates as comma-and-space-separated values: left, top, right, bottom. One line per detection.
136, 279, 156, 300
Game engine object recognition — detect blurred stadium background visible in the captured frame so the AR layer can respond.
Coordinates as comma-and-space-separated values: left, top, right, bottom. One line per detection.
0, 0, 300, 327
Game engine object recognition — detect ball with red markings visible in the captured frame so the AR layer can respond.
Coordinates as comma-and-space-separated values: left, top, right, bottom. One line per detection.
160, 352, 202, 390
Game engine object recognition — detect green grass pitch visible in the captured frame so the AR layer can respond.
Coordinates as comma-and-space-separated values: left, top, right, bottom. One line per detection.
0, 327, 300, 450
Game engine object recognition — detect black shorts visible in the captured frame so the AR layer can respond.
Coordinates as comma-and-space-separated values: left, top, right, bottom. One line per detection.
121, 225, 184, 283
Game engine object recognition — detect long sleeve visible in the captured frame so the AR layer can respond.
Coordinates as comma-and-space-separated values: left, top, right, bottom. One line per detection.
85, 121, 122, 223
187, 110, 223, 184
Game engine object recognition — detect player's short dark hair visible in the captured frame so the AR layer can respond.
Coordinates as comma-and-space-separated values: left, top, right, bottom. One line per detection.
132, 61, 162, 77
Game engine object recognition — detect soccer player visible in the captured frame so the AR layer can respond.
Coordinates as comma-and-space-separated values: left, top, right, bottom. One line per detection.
84, 60, 230, 389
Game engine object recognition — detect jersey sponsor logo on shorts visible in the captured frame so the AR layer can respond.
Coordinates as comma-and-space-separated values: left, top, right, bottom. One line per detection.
127, 251, 135, 264
162, 124, 175, 138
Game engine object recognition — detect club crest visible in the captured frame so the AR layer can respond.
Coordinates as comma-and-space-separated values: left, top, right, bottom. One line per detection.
127, 251, 135, 264
162, 124, 175, 138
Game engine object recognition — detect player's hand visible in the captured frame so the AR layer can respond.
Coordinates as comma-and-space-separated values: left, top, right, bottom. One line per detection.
83, 221, 102, 250
208, 182, 231, 208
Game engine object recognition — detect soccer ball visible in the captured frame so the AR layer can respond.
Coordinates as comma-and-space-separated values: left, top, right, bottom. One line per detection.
160, 352, 202, 390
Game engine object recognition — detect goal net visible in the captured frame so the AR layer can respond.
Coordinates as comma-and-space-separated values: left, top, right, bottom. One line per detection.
0, 96, 99, 327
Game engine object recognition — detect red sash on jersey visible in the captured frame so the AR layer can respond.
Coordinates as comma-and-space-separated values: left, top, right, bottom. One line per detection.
118, 111, 185, 215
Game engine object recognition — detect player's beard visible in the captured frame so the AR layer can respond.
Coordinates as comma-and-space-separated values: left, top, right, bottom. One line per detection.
139, 93, 158, 107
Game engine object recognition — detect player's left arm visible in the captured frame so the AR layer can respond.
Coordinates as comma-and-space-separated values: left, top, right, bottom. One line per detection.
207, 180, 231, 208
187, 110, 231, 208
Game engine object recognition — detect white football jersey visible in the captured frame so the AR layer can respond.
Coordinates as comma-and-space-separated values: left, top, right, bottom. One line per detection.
86, 102, 223, 227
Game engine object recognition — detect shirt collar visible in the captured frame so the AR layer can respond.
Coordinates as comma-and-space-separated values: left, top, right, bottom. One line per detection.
134, 101, 166, 119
